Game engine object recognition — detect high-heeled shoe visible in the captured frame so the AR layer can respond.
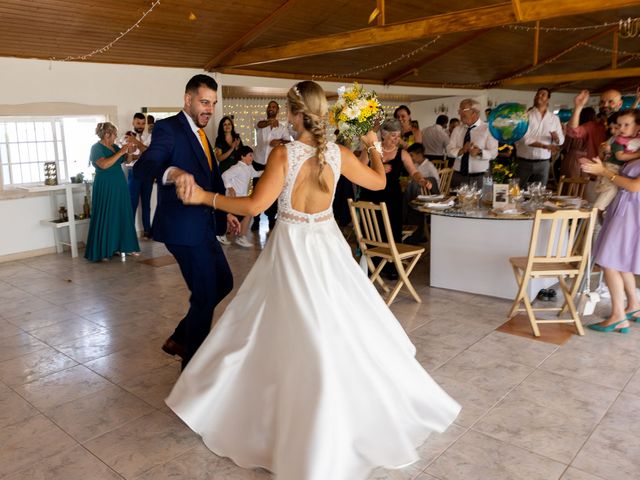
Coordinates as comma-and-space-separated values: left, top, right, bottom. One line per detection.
587, 319, 630, 333
625, 309, 640, 322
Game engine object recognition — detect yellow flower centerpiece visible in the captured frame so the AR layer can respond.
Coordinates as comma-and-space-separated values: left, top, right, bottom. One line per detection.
491, 161, 517, 184
329, 82, 384, 142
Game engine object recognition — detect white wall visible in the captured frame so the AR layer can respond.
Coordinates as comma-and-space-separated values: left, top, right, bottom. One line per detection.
0, 57, 580, 259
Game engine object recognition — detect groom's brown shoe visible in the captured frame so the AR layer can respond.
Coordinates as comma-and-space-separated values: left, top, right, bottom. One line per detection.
162, 338, 185, 359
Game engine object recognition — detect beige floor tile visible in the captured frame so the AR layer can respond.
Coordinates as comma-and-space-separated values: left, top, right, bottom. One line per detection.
120, 362, 181, 409
5, 305, 85, 332
13, 364, 112, 410
0, 347, 77, 386
84, 410, 200, 478
425, 430, 566, 480
409, 334, 463, 371
0, 318, 23, 337
0, 331, 48, 362
1, 295, 56, 319
5, 445, 122, 480
560, 468, 605, 480
61, 295, 125, 317
28, 317, 108, 347
134, 443, 268, 479
410, 318, 494, 351
539, 342, 640, 390
54, 330, 142, 364
623, 367, 640, 396
465, 331, 559, 367
572, 392, 640, 480
45, 383, 154, 443
84, 343, 176, 384
0, 414, 78, 477
434, 349, 534, 394
0, 382, 39, 428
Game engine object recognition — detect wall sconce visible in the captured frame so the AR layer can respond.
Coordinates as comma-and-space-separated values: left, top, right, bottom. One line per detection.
487, 99, 497, 108
434, 103, 448, 114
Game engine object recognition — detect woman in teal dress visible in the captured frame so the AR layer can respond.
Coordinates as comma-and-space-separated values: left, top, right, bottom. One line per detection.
85, 122, 140, 262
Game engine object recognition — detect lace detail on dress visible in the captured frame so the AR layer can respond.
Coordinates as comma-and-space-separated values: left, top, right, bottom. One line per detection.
276, 141, 341, 225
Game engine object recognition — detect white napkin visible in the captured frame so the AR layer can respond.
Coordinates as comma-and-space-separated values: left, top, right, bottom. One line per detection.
426, 199, 455, 208
417, 194, 444, 201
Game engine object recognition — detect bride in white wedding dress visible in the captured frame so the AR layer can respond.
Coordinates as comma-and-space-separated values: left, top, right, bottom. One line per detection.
167, 80, 460, 480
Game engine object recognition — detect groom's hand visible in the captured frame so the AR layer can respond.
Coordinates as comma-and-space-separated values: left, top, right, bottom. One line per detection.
227, 214, 241, 235
171, 169, 196, 200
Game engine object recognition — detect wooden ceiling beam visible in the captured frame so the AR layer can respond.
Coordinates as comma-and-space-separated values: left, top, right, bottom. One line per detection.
383, 29, 492, 86
220, 0, 640, 68
204, 0, 302, 71
490, 25, 618, 87
553, 54, 638, 91
501, 67, 640, 86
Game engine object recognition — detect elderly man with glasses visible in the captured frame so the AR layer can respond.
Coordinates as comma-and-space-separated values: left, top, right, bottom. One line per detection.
447, 99, 498, 189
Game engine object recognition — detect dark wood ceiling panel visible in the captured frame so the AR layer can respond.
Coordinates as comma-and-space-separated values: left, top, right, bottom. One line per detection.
0, 0, 637, 92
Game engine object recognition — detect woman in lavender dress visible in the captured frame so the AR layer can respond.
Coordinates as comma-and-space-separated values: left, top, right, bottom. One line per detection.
581, 157, 640, 333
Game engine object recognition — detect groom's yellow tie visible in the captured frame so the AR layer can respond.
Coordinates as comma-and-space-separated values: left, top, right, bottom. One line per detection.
197, 128, 212, 170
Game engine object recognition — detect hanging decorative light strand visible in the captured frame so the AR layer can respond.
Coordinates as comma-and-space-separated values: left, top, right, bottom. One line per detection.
50, 0, 161, 62
504, 18, 640, 32
312, 36, 441, 80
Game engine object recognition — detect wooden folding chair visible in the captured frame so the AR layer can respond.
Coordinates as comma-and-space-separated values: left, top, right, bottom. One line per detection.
557, 175, 589, 198
349, 199, 425, 305
438, 167, 454, 196
431, 158, 446, 170
508, 208, 598, 337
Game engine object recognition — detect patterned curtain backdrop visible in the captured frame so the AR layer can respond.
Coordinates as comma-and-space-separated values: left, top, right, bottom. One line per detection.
223, 98, 400, 149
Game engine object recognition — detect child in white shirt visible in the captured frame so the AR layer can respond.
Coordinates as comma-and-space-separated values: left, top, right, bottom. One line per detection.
220, 146, 261, 247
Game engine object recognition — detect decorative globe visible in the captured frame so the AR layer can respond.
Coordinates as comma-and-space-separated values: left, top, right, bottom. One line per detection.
556, 108, 572, 123
487, 102, 529, 144
621, 95, 636, 110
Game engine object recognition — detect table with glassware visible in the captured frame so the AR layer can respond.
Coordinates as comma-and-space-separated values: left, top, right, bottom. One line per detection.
414, 184, 585, 300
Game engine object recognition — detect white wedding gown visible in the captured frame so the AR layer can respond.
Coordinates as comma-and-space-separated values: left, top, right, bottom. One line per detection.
166, 140, 460, 480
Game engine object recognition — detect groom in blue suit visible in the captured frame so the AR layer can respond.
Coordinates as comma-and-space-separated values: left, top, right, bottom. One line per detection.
134, 74, 239, 368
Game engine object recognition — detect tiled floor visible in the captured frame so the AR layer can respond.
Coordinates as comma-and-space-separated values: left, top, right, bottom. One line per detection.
1, 233, 639, 480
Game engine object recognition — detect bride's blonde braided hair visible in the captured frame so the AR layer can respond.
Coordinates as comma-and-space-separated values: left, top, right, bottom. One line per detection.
287, 81, 330, 192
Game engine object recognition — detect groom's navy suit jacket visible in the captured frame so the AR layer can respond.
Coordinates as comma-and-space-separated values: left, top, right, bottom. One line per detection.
133, 111, 227, 244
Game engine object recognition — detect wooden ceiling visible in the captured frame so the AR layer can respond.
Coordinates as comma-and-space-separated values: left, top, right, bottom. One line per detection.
1, 0, 640, 93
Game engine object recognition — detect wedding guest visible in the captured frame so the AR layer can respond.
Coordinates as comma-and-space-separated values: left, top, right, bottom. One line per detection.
580, 155, 640, 333
359, 119, 431, 244
124, 113, 153, 238
214, 116, 243, 173
252, 100, 291, 231
85, 122, 139, 262
447, 99, 498, 189
515, 87, 564, 188
221, 146, 260, 247
421, 115, 450, 161
394, 105, 422, 149
146, 114, 155, 135
560, 107, 596, 178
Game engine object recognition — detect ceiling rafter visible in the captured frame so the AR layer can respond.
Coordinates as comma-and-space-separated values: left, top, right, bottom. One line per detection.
219, 0, 639, 68
489, 25, 618, 88
383, 29, 492, 86
501, 66, 640, 86
205, 0, 302, 71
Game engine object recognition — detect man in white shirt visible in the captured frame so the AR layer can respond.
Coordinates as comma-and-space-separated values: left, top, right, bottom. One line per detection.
252, 100, 291, 230
421, 115, 450, 161
515, 87, 564, 188
221, 146, 261, 248
447, 99, 499, 189
123, 113, 153, 238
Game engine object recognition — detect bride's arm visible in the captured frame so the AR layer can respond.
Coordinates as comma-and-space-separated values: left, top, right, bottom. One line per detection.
340, 132, 386, 191
179, 146, 287, 216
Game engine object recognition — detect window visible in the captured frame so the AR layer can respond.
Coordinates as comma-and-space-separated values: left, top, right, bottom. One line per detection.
0, 114, 105, 187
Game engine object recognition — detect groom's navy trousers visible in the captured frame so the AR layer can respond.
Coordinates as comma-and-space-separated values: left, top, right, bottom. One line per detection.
134, 111, 232, 367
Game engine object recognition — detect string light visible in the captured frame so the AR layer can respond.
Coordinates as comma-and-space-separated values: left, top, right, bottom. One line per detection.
503, 18, 640, 32
222, 99, 399, 147
49, 1, 161, 62
580, 42, 640, 58
312, 36, 441, 80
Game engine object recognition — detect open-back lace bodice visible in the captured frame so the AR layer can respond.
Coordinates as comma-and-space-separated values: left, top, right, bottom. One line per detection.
277, 140, 341, 224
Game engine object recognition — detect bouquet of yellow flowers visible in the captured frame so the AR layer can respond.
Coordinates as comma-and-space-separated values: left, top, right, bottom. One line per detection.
491, 161, 517, 184
328, 82, 384, 142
